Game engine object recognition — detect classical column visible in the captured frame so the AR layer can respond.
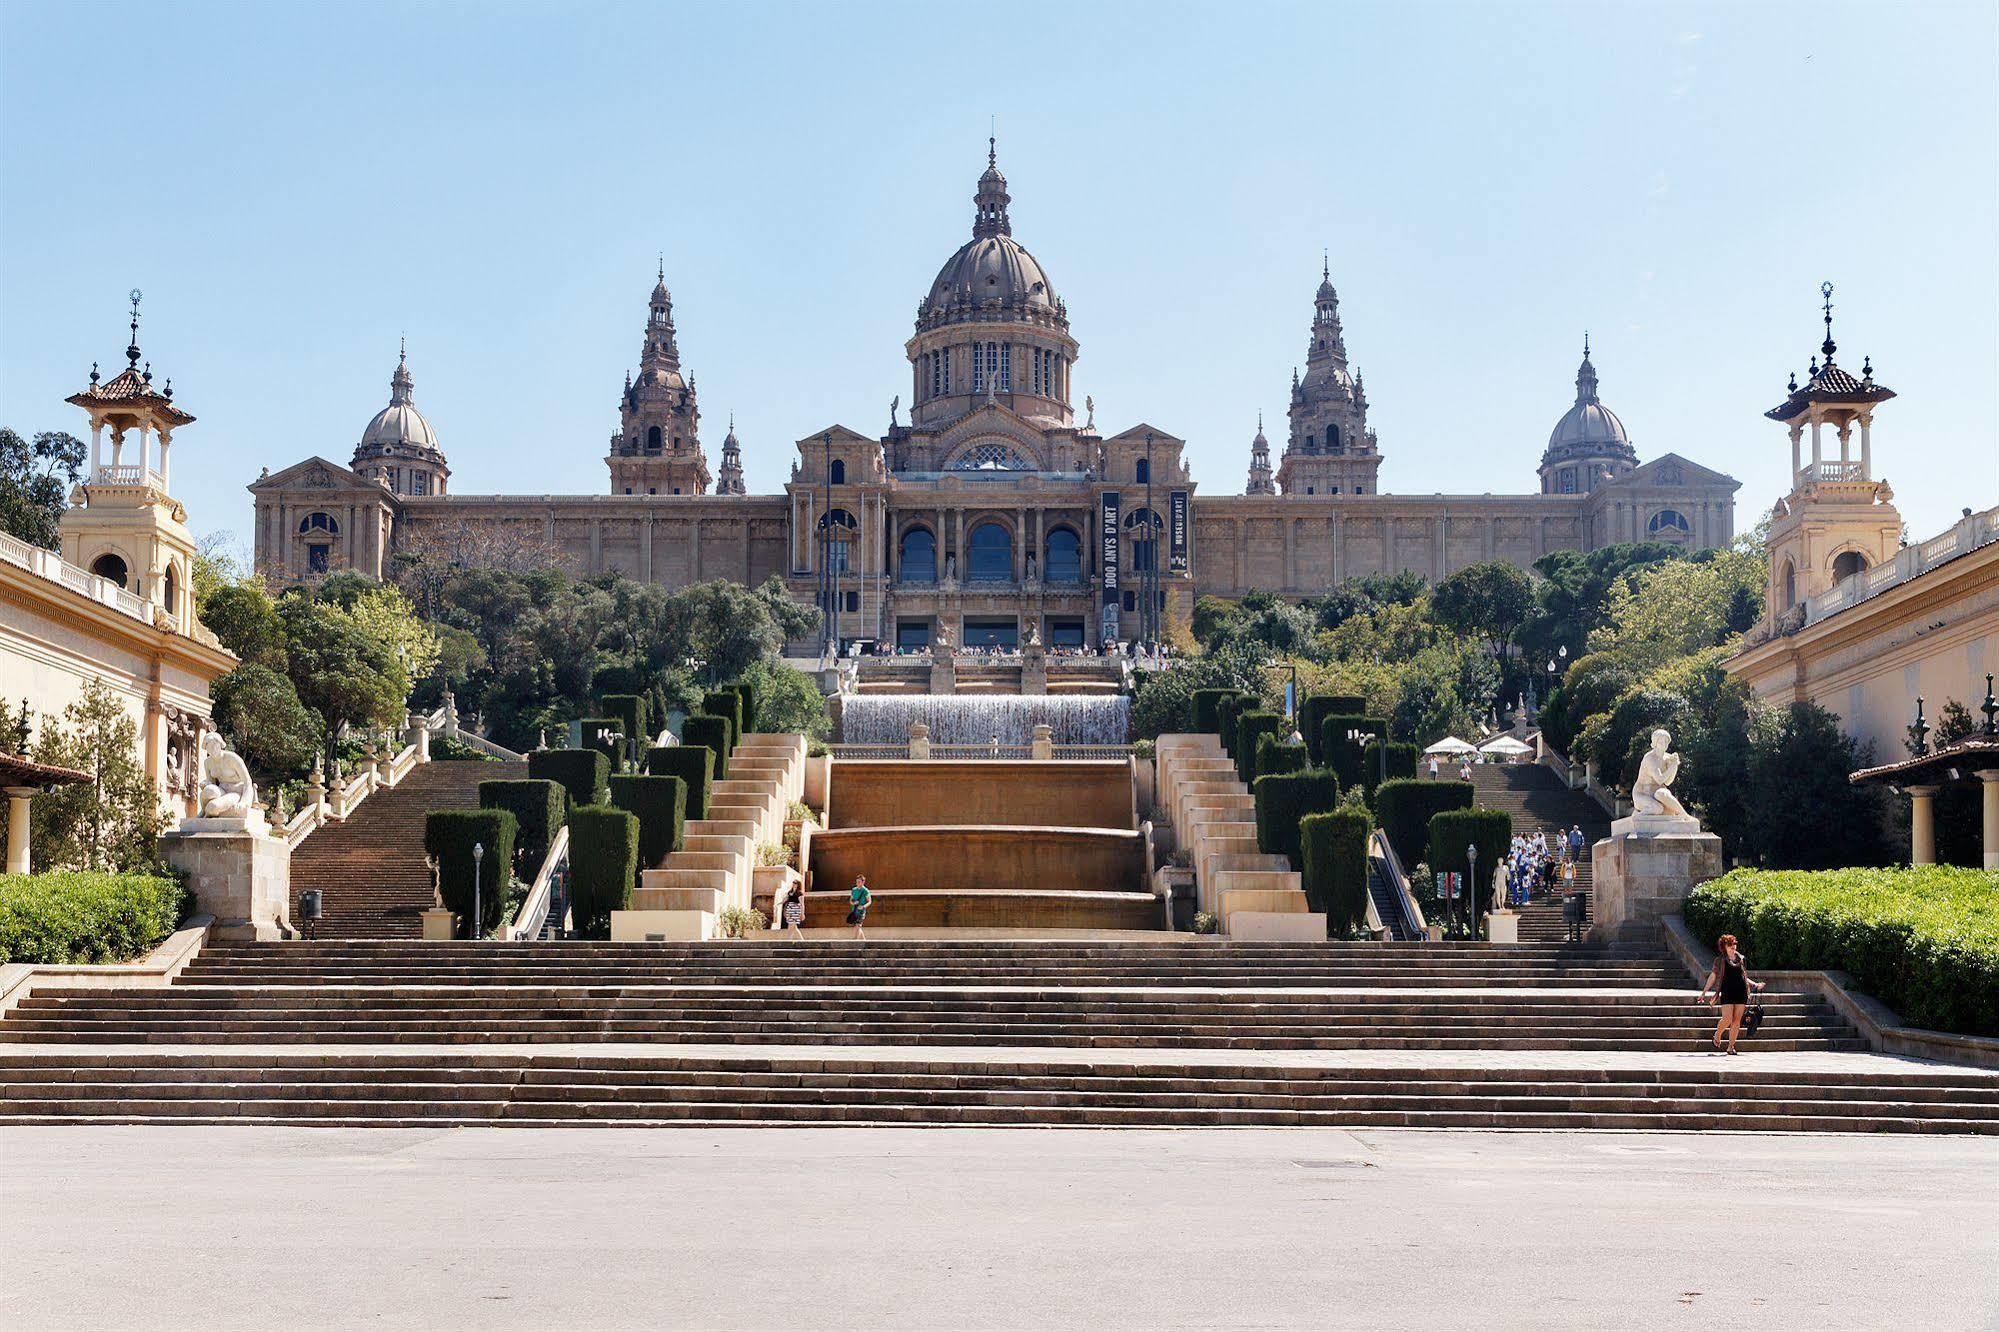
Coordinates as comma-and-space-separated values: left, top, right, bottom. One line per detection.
1789, 424, 1802, 482
1907, 785, 1939, 865
1978, 771, 1999, 870
1859, 414, 1873, 478
690, 519, 703, 581
1810, 420, 1823, 469
4, 788, 34, 875
1836, 419, 1852, 465
89, 420, 103, 475
157, 430, 172, 491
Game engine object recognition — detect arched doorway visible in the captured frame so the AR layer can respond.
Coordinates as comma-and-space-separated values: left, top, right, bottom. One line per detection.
90, 553, 128, 588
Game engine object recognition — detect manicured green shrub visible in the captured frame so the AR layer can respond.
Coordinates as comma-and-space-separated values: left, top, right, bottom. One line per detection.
730, 682, 758, 735
527, 748, 610, 811
1191, 688, 1233, 735
567, 804, 639, 938
1300, 694, 1367, 764
645, 744, 714, 821
478, 779, 565, 880
1425, 808, 1512, 924
0, 871, 187, 965
1364, 739, 1419, 800
1319, 714, 1388, 795
609, 773, 687, 877
701, 691, 743, 750
1301, 808, 1371, 934
1256, 736, 1310, 782
423, 809, 518, 937
1254, 768, 1342, 870
601, 694, 649, 751
578, 718, 624, 774
1375, 777, 1474, 868
681, 715, 731, 780
1215, 692, 1258, 760
1685, 867, 1999, 1038
1235, 711, 1286, 785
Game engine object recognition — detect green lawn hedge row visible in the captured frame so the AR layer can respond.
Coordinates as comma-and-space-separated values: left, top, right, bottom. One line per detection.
0, 872, 187, 965
1299, 694, 1366, 764
1254, 769, 1341, 870
1255, 736, 1310, 782
1685, 867, 1999, 1038
568, 805, 639, 938
1375, 777, 1473, 869
527, 748, 610, 810
1301, 808, 1371, 934
478, 779, 565, 880
1235, 711, 1286, 785
423, 809, 518, 937
645, 744, 714, 821
681, 715, 732, 780
609, 773, 687, 878
1425, 808, 1513, 924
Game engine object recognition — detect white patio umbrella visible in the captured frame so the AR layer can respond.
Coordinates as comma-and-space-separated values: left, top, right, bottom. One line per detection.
1423, 737, 1477, 756
1478, 735, 1535, 757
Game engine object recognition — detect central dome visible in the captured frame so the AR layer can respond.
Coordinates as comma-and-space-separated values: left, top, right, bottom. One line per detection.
360, 355, 439, 452
915, 144, 1067, 334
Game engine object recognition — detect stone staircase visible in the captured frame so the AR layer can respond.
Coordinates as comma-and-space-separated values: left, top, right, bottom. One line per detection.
289, 759, 527, 939
1155, 733, 1322, 938
616, 734, 806, 940
1472, 763, 1611, 943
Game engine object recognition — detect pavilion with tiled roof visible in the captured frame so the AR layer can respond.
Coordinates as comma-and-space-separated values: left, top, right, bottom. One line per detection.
2, 750, 91, 876
1848, 685, 1999, 869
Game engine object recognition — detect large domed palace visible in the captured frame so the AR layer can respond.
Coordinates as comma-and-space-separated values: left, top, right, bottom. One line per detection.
251, 142, 1737, 650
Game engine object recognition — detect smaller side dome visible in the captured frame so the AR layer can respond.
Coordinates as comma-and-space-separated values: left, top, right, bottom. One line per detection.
352, 342, 449, 495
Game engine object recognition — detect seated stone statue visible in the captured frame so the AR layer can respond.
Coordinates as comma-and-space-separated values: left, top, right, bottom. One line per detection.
1630, 728, 1691, 820
197, 732, 258, 820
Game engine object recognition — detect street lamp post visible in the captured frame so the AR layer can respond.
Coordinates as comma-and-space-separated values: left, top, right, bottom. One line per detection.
1348, 725, 1386, 793
819, 432, 834, 663
471, 841, 485, 942
1465, 841, 1480, 941
1142, 431, 1158, 653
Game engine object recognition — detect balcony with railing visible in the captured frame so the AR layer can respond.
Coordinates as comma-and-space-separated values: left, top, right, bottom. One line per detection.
0, 530, 152, 623
1802, 505, 1999, 627
1797, 459, 1866, 485
93, 463, 171, 491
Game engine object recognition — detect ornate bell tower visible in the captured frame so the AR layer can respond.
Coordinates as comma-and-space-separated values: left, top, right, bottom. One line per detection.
1760, 283, 1902, 628
1278, 258, 1382, 496
607, 262, 711, 496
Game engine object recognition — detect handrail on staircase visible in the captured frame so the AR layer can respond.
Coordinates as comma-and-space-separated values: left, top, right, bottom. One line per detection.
510, 824, 570, 941
1371, 830, 1428, 939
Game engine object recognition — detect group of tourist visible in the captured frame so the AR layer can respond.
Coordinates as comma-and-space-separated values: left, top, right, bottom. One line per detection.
1495, 826, 1587, 908
773, 875, 872, 940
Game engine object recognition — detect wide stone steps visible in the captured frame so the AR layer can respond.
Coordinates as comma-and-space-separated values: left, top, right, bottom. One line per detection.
1, 1056, 1991, 1132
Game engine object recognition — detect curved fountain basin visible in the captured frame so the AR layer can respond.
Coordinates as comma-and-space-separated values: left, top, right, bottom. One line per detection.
827, 760, 1135, 831
810, 825, 1145, 895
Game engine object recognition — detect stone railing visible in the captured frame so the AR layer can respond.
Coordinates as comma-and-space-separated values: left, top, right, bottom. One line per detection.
1802, 504, 1998, 627
1536, 740, 1622, 817
1370, 830, 1428, 939
280, 697, 515, 850
0, 528, 152, 623
508, 824, 570, 941
831, 743, 1133, 761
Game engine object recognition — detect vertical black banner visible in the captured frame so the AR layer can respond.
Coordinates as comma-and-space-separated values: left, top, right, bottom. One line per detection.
1099, 491, 1121, 643
1168, 489, 1189, 573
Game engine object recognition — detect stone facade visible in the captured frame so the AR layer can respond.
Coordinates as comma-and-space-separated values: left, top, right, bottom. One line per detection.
251, 144, 1739, 647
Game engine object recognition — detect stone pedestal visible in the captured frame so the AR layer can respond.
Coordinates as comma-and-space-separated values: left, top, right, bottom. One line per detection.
1588, 823, 1722, 946
928, 649, 957, 695
1486, 910, 1519, 944
1030, 723, 1054, 761
1021, 644, 1048, 696
420, 907, 455, 940
159, 822, 292, 941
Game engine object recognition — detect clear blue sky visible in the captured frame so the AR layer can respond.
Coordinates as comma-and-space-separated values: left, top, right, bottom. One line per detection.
3, 1, 1993, 554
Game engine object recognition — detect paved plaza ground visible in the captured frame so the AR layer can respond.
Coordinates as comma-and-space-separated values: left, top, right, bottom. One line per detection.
3, 1125, 1992, 1330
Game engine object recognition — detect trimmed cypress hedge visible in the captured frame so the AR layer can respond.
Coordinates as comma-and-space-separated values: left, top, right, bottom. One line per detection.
1300, 694, 1367, 764
1375, 777, 1474, 869
567, 804, 639, 938
1425, 808, 1512, 925
702, 691, 743, 747
609, 773, 687, 877
645, 744, 714, 821
681, 714, 732, 780
1364, 739, 1419, 800
601, 694, 649, 750
1253, 768, 1341, 870
1320, 714, 1388, 795
578, 718, 624, 774
1235, 710, 1286, 785
1256, 736, 1310, 782
1191, 688, 1234, 735
730, 681, 758, 735
1215, 692, 1257, 760
1301, 808, 1371, 934
423, 809, 518, 937
527, 748, 610, 811
478, 779, 565, 880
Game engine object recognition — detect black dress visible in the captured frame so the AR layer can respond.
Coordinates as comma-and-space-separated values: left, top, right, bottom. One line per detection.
1718, 955, 1750, 1005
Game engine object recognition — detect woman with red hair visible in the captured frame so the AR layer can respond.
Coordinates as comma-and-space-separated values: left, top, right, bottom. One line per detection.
1698, 934, 1765, 1054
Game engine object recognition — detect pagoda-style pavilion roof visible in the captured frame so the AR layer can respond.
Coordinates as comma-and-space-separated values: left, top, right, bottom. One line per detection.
0, 751, 91, 791
1849, 736, 1999, 788
65, 366, 195, 427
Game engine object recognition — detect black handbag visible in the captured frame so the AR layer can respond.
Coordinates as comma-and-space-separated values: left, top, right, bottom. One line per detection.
845, 908, 862, 925
1744, 999, 1766, 1035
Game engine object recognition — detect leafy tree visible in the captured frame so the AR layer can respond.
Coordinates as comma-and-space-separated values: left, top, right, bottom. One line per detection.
1539, 652, 1637, 757
1192, 595, 1243, 647
28, 680, 164, 872
0, 428, 85, 550
1432, 561, 1534, 662
1586, 547, 1766, 675
739, 658, 830, 740
1518, 542, 1685, 665
276, 593, 409, 736
211, 665, 322, 782
1746, 703, 1895, 869
1129, 636, 1270, 740
198, 579, 287, 670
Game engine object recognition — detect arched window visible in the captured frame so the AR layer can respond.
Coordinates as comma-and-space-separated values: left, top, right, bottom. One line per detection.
899, 526, 937, 583
1045, 527, 1082, 583
950, 442, 1032, 471
817, 508, 858, 574
1831, 550, 1869, 583
298, 512, 340, 537
162, 562, 179, 615
1135, 456, 1151, 484
646, 425, 662, 452
967, 521, 1012, 582
1125, 507, 1162, 573
829, 458, 846, 485
1326, 424, 1341, 453
1647, 509, 1691, 542
91, 553, 128, 588
1780, 559, 1797, 610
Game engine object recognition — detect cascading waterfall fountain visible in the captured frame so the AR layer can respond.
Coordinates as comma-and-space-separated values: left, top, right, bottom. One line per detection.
839, 694, 1129, 746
